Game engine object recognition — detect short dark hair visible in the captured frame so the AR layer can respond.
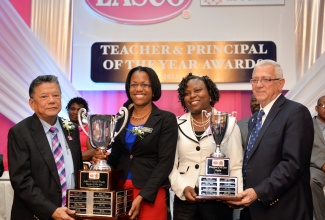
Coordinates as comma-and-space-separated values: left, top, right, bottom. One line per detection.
317, 95, 325, 106
66, 97, 89, 112
29, 75, 61, 98
125, 66, 161, 103
178, 73, 220, 112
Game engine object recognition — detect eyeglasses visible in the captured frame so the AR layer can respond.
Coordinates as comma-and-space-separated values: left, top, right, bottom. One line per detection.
250, 78, 281, 85
129, 83, 151, 89
317, 104, 325, 109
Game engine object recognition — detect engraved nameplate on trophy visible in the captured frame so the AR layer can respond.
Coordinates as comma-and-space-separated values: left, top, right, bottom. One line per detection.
196, 176, 238, 200
67, 189, 133, 218
205, 157, 230, 176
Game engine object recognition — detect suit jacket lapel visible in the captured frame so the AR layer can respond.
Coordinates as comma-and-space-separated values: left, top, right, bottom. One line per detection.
178, 112, 199, 143
31, 114, 61, 187
59, 117, 80, 175
132, 104, 161, 148
248, 95, 285, 160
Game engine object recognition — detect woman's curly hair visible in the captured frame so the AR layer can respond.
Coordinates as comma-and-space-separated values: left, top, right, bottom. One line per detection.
178, 73, 220, 112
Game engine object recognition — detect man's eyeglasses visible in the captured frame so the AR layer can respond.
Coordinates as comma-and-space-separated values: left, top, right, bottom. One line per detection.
129, 83, 151, 89
317, 104, 325, 109
250, 78, 281, 85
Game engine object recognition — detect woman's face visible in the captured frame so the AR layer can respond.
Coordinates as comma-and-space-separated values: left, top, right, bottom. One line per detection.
129, 71, 153, 107
183, 78, 211, 114
68, 103, 84, 123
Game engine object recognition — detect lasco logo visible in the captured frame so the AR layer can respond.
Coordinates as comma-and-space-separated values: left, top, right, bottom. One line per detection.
85, 0, 192, 24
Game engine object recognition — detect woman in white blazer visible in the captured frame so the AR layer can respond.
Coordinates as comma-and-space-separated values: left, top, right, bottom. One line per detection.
169, 73, 243, 220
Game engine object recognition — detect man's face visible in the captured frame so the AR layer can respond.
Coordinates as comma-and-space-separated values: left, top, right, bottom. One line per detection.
252, 64, 285, 108
316, 96, 325, 123
29, 82, 62, 125
250, 95, 260, 114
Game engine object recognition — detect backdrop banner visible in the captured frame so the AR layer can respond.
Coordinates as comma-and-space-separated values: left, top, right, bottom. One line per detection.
91, 41, 276, 83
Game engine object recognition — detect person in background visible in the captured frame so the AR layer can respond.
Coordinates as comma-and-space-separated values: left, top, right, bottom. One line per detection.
95, 66, 178, 220
229, 60, 314, 220
8, 75, 83, 220
310, 95, 325, 220
169, 73, 243, 220
237, 94, 260, 148
66, 97, 94, 161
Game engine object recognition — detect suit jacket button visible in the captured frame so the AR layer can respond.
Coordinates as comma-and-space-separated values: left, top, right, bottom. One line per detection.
195, 164, 199, 169
130, 155, 133, 159
196, 146, 200, 151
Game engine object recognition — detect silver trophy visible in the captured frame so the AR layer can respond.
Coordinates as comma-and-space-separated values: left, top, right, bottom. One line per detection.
78, 107, 128, 171
202, 109, 228, 158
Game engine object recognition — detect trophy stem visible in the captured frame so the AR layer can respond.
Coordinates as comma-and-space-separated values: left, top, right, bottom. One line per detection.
92, 147, 111, 171
210, 145, 225, 158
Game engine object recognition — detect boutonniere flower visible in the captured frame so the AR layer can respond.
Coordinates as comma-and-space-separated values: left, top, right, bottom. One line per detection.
126, 126, 153, 140
61, 118, 75, 138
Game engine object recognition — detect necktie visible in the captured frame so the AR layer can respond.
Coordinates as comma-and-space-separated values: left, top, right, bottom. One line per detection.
49, 126, 67, 206
243, 110, 265, 186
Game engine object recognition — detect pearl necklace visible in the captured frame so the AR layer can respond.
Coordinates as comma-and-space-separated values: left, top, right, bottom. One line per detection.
190, 115, 210, 138
190, 115, 210, 127
131, 111, 151, 121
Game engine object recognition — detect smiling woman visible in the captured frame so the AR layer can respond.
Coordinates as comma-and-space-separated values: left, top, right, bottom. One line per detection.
94, 66, 178, 220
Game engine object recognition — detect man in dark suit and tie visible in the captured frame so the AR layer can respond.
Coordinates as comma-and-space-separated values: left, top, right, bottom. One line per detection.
229, 60, 314, 220
8, 75, 83, 220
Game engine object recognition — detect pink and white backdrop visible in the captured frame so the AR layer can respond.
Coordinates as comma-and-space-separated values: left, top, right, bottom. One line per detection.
1, 0, 325, 173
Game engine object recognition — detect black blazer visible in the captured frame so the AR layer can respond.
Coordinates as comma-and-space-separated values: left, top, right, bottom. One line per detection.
8, 114, 83, 220
108, 103, 178, 203
244, 94, 314, 220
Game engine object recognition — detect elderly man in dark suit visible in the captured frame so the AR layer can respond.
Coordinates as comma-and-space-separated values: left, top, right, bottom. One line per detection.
310, 95, 325, 220
8, 75, 83, 220
229, 60, 314, 220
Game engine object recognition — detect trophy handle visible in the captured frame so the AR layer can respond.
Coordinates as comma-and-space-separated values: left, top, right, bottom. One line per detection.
113, 107, 129, 138
78, 108, 88, 136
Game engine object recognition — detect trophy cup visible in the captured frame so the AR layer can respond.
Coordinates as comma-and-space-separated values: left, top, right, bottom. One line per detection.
196, 109, 239, 201
66, 107, 133, 218
78, 107, 128, 171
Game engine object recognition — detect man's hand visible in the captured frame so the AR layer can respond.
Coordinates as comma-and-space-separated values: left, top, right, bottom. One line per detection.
228, 188, 258, 207
51, 207, 75, 220
183, 186, 197, 202
128, 195, 143, 219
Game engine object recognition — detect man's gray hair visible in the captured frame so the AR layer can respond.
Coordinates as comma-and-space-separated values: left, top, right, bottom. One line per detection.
254, 59, 283, 78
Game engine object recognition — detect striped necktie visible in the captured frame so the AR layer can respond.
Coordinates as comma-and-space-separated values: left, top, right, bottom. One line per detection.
49, 126, 67, 206
243, 110, 265, 187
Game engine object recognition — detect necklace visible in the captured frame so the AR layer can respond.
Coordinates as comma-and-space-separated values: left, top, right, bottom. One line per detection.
190, 115, 210, 127
131, 110, 151, 121
191, 121, 205, 138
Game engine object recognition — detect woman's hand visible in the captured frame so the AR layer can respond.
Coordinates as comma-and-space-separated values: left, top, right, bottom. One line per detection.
128, 195, 143, 219
183, 186, 197, 202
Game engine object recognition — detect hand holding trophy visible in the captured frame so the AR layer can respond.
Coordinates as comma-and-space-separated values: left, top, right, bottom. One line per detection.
196, 109, 239, 201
